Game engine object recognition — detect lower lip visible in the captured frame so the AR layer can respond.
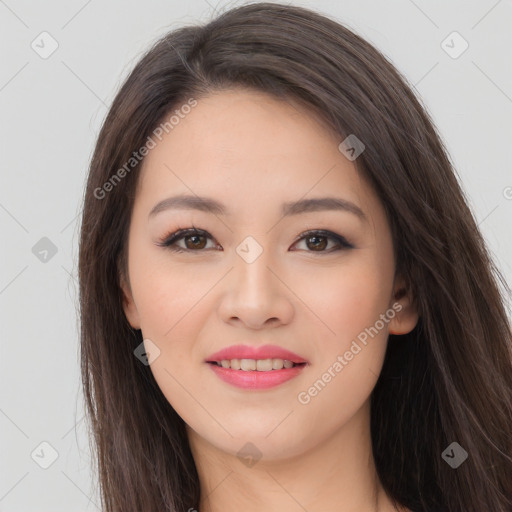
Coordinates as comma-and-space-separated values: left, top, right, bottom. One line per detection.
207, 363, 307, 389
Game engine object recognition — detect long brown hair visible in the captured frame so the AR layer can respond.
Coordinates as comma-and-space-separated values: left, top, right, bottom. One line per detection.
78, 3, 512, 511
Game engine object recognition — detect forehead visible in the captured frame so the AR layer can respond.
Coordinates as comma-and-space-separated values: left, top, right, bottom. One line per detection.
135, 89, 379, 223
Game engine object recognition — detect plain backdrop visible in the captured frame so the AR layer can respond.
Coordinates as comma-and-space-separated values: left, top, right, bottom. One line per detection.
1, 0, 511, 510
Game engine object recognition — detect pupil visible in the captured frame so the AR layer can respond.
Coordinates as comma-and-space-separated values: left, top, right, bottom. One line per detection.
308, 236, 326, 250
186, 235, 205, 249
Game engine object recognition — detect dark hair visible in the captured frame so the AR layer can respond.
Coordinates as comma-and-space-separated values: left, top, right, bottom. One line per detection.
78, 3, 512, 511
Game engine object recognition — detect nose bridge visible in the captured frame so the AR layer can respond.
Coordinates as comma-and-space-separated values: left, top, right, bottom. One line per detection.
234, 235, 277, 299
219, 234, 294, 328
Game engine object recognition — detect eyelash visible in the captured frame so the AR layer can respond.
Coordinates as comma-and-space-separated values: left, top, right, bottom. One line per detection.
156, 226, 354, 254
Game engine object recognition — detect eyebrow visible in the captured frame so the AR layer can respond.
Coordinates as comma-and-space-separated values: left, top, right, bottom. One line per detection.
148, 194, 367, 222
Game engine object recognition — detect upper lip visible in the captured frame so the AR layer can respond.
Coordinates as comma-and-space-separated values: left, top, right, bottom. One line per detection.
206, 344, 308, 364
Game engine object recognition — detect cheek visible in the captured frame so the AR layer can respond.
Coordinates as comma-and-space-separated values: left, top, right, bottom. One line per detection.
291, 267, 393, 433
131, 251, 214, 340
292, 254, 394, 349
129, 258, 216, 425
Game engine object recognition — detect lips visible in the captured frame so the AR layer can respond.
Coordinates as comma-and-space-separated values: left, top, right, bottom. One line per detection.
205, 344, 308, 390
206, 344, 307, 364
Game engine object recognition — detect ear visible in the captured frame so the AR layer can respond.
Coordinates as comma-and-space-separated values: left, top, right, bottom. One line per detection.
119, 272, 141, 330
387, 274, 418, 335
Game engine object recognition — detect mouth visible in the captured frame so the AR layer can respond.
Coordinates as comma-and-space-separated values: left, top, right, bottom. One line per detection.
206, 344, 307, 365
205, 344, 309, 390
206, 360, 308, 389
207, 359, 307, 371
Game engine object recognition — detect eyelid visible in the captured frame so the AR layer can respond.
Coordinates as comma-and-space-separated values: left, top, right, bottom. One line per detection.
156, 227, 354, 252
290, 229, 353, 250
156, 227, 218, 250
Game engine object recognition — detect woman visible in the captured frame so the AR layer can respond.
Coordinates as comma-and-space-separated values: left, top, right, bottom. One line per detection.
78, 3, 512, 511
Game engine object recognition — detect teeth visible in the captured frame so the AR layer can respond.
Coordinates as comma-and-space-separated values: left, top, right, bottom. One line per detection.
256, 359, 272, 371
241, 359, 256, 371
216, 358, 299, 371
272, 358, 284, 369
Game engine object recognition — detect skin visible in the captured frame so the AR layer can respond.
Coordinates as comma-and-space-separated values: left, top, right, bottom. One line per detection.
121, 88, 418, 512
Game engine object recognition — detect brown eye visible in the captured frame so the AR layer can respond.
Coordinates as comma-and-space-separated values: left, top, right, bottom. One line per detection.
157, 228, 218, 253
304, 235, 328, 251
183, 234, 207, 250
292, 230, 353, 253
157, 228, 353, 254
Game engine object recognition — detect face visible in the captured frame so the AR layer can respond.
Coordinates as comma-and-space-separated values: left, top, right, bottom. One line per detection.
121, 88, 418, 462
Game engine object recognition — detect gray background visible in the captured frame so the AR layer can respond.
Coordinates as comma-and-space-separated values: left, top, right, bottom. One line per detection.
1, 0, 511, 510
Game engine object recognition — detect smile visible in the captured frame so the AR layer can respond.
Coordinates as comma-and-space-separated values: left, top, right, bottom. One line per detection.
205, 344, 309, 390
210, 358, 303, 371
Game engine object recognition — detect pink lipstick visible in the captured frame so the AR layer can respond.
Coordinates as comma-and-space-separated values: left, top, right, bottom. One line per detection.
205, 344, 308, 390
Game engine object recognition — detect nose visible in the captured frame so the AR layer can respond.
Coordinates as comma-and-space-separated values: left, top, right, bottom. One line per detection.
217, 244, 295, 330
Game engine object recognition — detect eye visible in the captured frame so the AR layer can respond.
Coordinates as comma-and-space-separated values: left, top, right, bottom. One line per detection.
156, 227, 219, 253
291, 229, 354, 253
156, 227, 353, 254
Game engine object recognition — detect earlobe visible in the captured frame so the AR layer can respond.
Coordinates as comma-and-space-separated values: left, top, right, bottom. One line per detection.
119, 274, 141, 330
388, 276, 419, 335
